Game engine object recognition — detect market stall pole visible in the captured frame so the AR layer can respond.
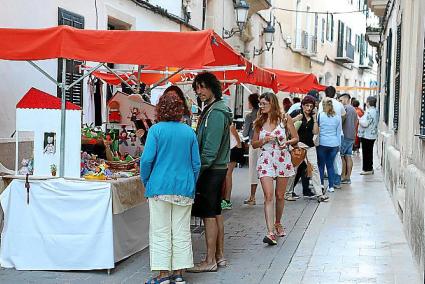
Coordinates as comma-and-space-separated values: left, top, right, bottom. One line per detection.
25, 60, 104, 177
0, 26, 249, 271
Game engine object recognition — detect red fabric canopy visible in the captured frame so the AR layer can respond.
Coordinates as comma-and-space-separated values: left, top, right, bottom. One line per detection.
91, 63, 278, 92
0, 26, 245, 68
267, 68, 326, 93
17, 87, 81, 110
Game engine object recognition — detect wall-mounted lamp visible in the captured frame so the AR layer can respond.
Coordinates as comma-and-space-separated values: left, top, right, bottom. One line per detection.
253, 22, 275, 57
222, 0, 250, 39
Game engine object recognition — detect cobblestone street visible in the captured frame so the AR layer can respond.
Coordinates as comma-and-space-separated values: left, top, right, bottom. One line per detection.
0, 156, 422, 283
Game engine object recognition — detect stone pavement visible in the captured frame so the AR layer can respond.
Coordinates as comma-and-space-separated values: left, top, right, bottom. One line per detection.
0, 167, 319, 283
281, 154, 423, 284
0, 155, 422, 283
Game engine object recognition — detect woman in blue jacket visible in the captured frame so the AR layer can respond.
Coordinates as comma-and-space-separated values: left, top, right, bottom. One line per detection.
317, 98, 342, 193
141, 86, 201, 284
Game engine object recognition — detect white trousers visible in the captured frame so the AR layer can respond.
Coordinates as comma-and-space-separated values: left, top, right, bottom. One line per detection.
249, 145, 259, 185
149, 198, 193, 271
306, 147, 322, 195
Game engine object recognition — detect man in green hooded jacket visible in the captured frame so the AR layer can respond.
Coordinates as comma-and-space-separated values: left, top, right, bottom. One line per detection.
189, 72, 232, 272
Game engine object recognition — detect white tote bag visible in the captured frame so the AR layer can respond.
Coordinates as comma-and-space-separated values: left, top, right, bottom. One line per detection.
333, 154, 342, 175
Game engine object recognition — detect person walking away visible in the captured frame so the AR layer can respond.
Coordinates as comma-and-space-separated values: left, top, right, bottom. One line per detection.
358, 96, 379, 175
289, 95, 329, 201
242, 93, 260, 205
141, 86, 201, 284
352, 99, 364, 152
252, 92, 299, 245
222, 123, 243, 210
336, 93, 358, 186
189, 72, 232, 272
317, 98, 342, 193
319, 86, 347, 118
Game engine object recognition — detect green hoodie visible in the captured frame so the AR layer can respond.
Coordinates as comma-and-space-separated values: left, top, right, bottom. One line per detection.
196, 99, 233, 174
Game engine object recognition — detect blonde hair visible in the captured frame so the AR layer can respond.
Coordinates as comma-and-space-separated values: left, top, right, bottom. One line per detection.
322, 98, 336, 117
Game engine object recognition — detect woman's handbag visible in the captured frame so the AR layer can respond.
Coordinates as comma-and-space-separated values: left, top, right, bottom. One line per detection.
306, 155, 313, 178
290, 146, 307, 167
282, 114, 307, 167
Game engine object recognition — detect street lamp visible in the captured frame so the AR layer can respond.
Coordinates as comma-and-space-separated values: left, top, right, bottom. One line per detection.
253, 22, 275, 57
222, 0, 250, 39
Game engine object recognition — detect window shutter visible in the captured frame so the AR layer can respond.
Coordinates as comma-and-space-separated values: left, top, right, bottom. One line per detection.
393, 23, 402, 131
420, 36, 425, 135
57, 8, 85, 107
384, 30, 392, 125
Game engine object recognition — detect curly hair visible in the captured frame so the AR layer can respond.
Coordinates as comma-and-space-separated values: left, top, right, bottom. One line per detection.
192, 72, 222, 100
156, 86, 188, 122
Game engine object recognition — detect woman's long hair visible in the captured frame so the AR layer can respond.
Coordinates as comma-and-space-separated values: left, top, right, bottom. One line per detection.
254, 92, 282, 131
322, 98, 336, 117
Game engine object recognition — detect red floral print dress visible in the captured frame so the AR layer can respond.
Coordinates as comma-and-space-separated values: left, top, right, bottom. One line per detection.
257, 123, 295, 178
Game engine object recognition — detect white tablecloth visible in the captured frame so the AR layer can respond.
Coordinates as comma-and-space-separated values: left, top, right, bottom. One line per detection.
0, 178, 114, 270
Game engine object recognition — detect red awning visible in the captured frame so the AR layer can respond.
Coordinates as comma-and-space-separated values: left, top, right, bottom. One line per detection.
0, 26, 245, 68
91, 63, 278, 92
213, 61, 278, 92
267, 68, 326, 93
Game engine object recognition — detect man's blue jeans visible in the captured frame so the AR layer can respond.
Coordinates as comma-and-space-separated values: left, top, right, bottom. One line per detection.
316, 145, 339, 189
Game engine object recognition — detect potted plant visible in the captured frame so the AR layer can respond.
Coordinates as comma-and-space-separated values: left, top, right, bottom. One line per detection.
50, 164, 57, 177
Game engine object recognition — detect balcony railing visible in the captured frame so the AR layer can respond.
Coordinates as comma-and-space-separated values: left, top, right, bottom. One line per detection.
346, 42, 355, 60
301, 30, 308, 50
308, 35, 317, 55
336, 41, 355, 63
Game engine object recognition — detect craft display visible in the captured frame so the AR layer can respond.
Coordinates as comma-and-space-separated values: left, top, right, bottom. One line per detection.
108, 101, 121, 123
18, 158, 34, 175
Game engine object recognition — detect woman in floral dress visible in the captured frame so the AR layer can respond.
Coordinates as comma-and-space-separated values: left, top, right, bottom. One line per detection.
252, 92, 299, 245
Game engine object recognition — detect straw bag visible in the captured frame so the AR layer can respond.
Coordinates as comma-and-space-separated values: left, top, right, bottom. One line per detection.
282, 115, 306, 167
290, 147, 307, 167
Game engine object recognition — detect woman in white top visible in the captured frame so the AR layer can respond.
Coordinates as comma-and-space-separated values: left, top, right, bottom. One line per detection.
252, 92, 298, 245
358, 96, 379, 175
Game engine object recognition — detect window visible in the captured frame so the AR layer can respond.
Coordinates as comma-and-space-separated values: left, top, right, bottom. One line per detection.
420, 36, 425, 135
57, 8, 84, 107
337, 20, 345, 57
326, 14, 334, 42
384, 30, 393, 125
393, 23, 402, 131
321, 18, 325, 43
336, 75, 341, 86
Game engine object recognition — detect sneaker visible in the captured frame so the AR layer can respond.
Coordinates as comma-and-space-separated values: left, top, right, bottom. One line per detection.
243, 198, 256, 206
318, 195, 329, 202
327, 187, 335, 192
303, 192, 316, 198
292, 192, 300, 199
170, 275, 186, 284
221, 200, 232, 210
285, 196, 297, 201
360, 170, 374, 175
341, 179, 351, 184
334, 184, 342, 189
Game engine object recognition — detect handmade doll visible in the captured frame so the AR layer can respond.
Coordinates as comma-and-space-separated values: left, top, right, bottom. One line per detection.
108, 101, 121, 123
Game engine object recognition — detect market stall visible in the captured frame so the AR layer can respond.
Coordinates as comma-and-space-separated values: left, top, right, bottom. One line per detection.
0, 26, 247, 271
267, 68, 326, 93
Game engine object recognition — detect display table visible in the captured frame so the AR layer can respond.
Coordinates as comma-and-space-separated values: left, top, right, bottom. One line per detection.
0, 176, 148, 270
